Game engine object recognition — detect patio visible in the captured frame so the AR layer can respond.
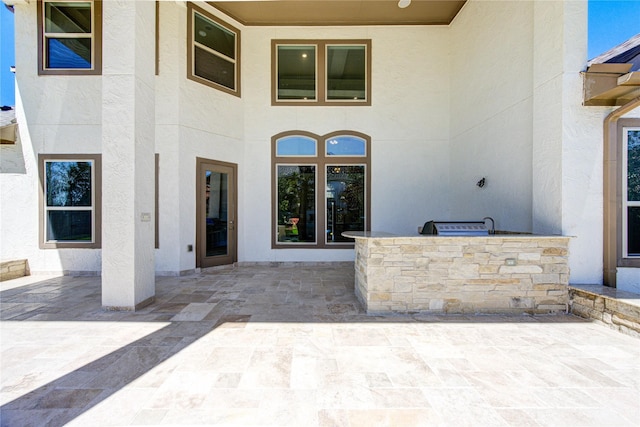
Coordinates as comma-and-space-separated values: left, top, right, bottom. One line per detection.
1, 264, 639, 426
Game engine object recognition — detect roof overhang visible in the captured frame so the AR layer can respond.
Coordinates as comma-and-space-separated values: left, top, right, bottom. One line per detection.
583, 63, 640, 106
0, 109, 17, 144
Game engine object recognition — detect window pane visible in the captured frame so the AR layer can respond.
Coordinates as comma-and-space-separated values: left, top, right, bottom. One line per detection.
627, 130, 640, 201
194, 13, 235, 60
277, 165, 316, 243
277, 45, 316, 100
276, 136, 317, 157
45, 2, 92, 33
326, 45, 366, 100
628, 207, 640, 256
47, 210, 92, 241
46, 38, 92, 69
326, 165, 365, 243
46, 161, 92, 207
206, 170, 229, 257
194, 46, 235, 90
326, 136, 366, 156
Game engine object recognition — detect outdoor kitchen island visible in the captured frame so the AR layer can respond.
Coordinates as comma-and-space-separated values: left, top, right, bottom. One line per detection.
342, 231, 571, 315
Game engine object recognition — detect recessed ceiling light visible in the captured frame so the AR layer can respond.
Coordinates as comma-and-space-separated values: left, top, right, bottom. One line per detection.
302, 53, 308, 58
198, 30, 207, 37
398, 0, 411, 8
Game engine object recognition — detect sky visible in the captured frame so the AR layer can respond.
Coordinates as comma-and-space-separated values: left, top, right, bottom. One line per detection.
588, 0, 640, 60
0, 1, 639, 106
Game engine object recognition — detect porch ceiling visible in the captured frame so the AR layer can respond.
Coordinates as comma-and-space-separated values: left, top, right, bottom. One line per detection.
207, 0, 467, 26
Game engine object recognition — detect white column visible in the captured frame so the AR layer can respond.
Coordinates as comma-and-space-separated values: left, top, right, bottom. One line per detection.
102, 0, 156, 309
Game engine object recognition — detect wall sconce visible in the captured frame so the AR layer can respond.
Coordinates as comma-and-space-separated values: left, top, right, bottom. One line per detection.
398, 0, 411, 8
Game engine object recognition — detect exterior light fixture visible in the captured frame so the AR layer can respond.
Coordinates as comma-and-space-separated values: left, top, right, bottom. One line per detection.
398, 0, 411, 8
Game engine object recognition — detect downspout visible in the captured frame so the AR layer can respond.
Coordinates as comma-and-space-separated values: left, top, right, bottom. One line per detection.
603, 96, 640, 287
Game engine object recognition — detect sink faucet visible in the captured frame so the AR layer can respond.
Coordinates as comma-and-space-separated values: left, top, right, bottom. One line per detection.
483, 216, 495, 234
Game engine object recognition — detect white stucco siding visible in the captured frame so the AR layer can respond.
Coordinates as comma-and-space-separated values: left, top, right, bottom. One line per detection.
1, 2, 102, 274
240, 25, 451, 261
448, 0, 534, 232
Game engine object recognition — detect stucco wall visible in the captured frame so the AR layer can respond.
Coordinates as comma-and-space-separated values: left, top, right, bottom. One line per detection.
1, 1, 102, 274
240, 24, 451, 262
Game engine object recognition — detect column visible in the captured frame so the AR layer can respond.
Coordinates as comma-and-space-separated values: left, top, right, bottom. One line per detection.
102, 0, 156, 309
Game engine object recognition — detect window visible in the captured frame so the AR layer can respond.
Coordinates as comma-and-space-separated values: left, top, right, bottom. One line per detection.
272, 131, 370, 248
187, 3, 240, 97
623, 127, 640, 257
272, 40, 371, 106
38, 0, 102, 75
39, 154, 101, 248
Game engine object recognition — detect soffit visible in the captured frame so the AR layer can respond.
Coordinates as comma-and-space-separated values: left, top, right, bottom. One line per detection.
208, 0, 467, 26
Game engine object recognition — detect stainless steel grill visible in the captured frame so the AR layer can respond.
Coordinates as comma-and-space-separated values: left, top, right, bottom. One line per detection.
419, 220, 489, 236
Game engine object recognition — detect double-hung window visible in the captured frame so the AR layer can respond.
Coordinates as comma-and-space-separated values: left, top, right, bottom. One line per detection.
272, 131, 370, 248
38, 0, 102, 75
623, 127, 640, 257
39, 154, 101, 248
187, 3, 240, 97
272, 40, 371, 106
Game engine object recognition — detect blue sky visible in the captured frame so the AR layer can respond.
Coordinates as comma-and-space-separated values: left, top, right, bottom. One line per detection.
588, 0, 640, 60
0, 1, 639, 106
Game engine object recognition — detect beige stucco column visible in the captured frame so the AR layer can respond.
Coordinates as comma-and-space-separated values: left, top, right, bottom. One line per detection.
101, 0, 156, 309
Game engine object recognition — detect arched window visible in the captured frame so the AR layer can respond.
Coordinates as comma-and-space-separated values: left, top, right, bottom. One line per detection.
272, 131, 370, 248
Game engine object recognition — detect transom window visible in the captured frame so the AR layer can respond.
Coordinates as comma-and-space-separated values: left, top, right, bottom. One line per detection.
38, 0, 102, 75
623, 127, 640, 257
272, 131, 370, 249
272, 40, 371, 106
187, 3, 240, 97
39, 154, 101, 249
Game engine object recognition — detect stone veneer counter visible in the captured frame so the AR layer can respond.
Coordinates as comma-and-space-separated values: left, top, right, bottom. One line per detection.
343, 231, 571, 315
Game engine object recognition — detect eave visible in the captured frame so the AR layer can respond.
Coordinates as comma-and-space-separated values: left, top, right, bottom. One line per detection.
583, 63, 640, 107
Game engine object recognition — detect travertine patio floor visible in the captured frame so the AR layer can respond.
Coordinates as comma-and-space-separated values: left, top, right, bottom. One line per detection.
1, 264, 639, 426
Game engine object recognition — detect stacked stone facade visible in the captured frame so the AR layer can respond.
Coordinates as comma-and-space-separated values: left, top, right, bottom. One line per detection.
353, 236, 570, 315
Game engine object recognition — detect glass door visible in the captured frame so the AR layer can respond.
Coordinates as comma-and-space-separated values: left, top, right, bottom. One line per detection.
196, 158, 237, 268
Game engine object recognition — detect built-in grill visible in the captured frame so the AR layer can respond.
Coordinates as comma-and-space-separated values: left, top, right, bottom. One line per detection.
419, 220, 490, 236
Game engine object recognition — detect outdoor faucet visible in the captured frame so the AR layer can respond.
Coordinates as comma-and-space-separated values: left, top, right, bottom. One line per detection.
483, 216, 495, 234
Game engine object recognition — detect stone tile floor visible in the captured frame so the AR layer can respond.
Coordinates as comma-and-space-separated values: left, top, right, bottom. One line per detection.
1, 264, 639, 426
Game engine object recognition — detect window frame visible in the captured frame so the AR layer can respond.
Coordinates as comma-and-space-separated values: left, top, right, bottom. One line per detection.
271, 39, 371, 106
37, 0, 102, 75
187, 2, 241, 97
38, 154, 102, 249
622, 126, 640, 258
271, 131, 371, 249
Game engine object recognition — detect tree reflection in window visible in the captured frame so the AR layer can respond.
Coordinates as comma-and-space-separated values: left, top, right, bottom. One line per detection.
277, 165, 316, 243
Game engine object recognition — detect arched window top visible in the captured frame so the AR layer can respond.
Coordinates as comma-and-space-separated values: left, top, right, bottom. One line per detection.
276, 135, 317, 157
325, 135, 366, 157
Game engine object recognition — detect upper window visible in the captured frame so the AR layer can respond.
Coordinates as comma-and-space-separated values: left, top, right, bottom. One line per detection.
38, 0, 102, 75
272, 131, 370, 249
623, 127, 640, 257
272, 40, 371, 106
39, 154, 101, 249
187, 3, 240, 97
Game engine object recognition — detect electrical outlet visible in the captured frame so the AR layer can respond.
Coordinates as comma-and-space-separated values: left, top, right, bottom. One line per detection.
505, 258, 517, 266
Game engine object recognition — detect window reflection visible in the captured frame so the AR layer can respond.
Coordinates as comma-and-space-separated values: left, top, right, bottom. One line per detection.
326, 165, 365, 243
277, 165, 316, 243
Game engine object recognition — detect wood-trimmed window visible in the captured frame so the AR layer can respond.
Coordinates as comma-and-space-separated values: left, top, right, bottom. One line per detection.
272, 131, 371, 249
38, 0, 102, 75
272, 40, 371, 106
39, 154, 101, 249
187, 2, 240, 97
622, 125, 640, 258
